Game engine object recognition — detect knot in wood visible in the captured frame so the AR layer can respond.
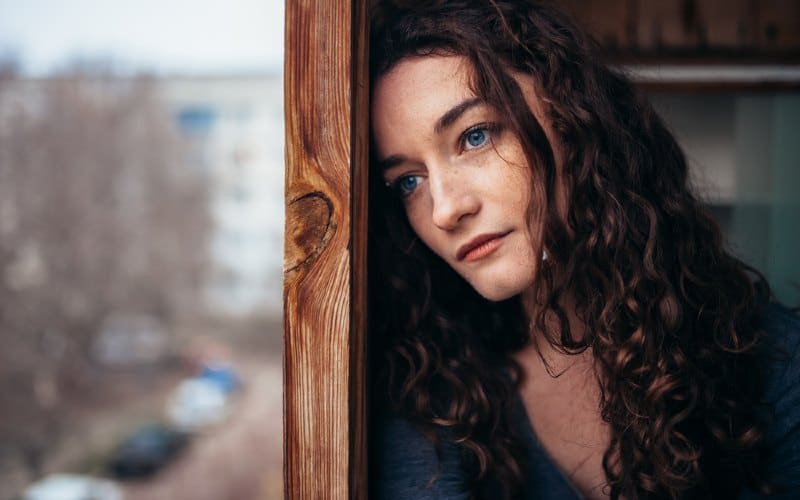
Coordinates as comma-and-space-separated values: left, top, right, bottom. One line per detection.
285, 192, 334, 273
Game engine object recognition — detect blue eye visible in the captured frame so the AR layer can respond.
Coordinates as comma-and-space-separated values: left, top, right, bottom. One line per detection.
466, 129, 486, 147
463, 126, 493, 150
393, 175, 422, 197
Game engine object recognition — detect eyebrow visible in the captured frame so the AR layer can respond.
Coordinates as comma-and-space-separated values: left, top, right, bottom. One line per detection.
376, 97, 485, 172
377, 154, 406, 172
434, 97, 483, 134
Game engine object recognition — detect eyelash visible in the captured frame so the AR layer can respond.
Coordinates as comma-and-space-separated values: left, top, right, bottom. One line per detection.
385, 122, 503, 198
388, 175, 423, 198
459, 122, 500, 152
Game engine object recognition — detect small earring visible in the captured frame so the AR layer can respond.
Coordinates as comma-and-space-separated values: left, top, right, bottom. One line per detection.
542, 249, 548, 261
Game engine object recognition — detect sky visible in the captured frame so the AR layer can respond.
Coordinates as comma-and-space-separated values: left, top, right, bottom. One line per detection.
0, 0, 284, 76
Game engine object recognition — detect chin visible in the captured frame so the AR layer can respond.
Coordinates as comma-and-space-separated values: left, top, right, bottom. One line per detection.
468, 270, 537, 302
475, 287, 519, 302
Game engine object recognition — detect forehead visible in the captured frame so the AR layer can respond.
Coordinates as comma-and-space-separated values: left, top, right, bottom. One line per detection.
373, 55, 474, 102
371, 56, 478, 153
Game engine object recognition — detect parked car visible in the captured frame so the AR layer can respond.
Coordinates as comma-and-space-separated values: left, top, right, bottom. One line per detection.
23, 473, 122, 500
108, 424, 189, 479
198, 363, 241, 394
167, 377, 231, 432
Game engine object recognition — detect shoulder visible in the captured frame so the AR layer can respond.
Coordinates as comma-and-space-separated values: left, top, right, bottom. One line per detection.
755, 303, 800, 494
370, 416, 470, 500
760, 302, 800, 406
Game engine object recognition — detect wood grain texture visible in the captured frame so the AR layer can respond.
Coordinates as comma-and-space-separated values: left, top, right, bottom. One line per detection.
284, 0, 369, 498
559, 0, 800, 62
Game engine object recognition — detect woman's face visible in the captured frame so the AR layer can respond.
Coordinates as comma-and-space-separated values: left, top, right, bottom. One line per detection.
372, 55, 551, 301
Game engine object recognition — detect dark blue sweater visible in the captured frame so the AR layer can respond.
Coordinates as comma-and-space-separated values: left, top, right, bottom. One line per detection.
372, 304, 800, 499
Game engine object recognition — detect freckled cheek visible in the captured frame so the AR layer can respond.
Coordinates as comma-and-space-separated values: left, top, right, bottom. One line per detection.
486, 166, 533, 213
404, 196, 428, 229
489, 141, 533, 193
404, 199, 443, 255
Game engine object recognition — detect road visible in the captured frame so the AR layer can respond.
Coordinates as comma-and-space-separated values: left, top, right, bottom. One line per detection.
122, 358, 283, 500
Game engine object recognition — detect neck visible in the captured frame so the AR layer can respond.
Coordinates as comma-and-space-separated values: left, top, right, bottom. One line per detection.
520, 286, 586, 341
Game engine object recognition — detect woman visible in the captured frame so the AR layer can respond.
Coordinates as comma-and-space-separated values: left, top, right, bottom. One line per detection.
368, 1, 800, 498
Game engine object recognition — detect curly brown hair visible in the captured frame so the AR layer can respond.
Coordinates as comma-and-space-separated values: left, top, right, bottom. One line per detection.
368, 1, 773, 498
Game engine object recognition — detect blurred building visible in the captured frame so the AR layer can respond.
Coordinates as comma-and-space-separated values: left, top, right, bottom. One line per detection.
0, 74, 285, 318
159, 76, 284, 317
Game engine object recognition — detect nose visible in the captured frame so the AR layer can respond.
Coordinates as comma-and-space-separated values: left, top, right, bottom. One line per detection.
429, 170, 480, 231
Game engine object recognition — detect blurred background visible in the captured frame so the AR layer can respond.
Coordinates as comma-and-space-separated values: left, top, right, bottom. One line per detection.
558, 0, 800, 307
0, 1, 285, 499
1, 0, 799, 499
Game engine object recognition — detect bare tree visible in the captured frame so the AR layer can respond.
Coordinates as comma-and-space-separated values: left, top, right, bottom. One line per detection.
0, 66, 211, 490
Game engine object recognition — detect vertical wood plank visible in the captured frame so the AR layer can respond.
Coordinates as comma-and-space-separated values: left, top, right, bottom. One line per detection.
283, 0, 368, 498
349, 0, 370, 497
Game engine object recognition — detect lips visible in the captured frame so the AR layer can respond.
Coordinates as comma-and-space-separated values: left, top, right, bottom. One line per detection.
456, 232, 509, 262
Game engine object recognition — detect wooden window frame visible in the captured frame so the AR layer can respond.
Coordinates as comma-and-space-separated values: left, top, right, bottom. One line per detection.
284, 0, 369, 498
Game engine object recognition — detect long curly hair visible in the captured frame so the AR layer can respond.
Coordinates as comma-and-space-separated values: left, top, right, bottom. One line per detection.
368, 1, 773, 498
